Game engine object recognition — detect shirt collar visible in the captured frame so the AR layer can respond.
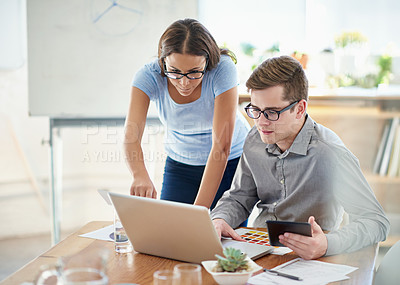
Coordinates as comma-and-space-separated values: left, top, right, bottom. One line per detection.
266, 114, 314, 156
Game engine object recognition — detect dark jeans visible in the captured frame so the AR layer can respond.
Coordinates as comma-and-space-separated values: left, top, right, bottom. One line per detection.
160, 156, 248, 227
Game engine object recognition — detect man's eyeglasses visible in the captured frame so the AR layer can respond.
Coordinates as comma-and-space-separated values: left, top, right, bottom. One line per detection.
163, 59, 208, 80
244, 100, 300, 121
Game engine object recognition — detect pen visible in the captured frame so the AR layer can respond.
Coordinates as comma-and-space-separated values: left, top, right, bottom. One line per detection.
264, 268, 303, 281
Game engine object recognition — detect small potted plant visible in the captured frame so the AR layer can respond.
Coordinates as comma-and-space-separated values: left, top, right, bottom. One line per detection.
202, 247, 262, 285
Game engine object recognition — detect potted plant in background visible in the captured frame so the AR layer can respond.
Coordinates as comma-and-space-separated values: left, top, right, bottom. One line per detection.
291, 50, 309, 69
202, 247, 262, 285
334, 31, 368, 50
376, 54, 393, 86
240, 42, 280, 71
333, 31, 369, 78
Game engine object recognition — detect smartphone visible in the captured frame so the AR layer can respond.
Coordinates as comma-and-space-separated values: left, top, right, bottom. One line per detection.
266, 220, 312, 246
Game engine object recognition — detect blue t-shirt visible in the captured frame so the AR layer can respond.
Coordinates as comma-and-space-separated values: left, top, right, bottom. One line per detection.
132, 55, 250, 165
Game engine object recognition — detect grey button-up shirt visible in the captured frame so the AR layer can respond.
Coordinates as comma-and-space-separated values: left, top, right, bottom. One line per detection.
211, 115, 389, 256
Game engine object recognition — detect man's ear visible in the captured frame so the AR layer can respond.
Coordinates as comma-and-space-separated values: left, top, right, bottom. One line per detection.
296, 99, 307, 119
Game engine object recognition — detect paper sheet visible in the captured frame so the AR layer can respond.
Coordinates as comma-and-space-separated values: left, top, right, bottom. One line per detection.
270, 247, 293, 255
79, 224, 114, 242
247, 258, 358, 285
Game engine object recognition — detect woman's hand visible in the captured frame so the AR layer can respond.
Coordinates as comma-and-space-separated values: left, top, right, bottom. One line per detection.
129, 176, 157, 198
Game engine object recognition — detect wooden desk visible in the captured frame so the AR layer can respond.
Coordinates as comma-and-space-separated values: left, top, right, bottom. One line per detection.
1, 221, 378, 285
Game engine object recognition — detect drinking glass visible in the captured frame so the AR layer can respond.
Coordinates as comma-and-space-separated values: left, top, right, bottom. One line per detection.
114, 209, 133, 253
35, 249, 109, 285
174, 263, 202, 285
153, 270, 180, 285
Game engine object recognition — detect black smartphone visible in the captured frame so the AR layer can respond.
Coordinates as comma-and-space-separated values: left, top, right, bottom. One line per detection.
266, 220, 312, 246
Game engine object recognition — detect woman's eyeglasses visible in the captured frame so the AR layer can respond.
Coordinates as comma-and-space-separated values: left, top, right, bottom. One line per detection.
163, 59, 208, 80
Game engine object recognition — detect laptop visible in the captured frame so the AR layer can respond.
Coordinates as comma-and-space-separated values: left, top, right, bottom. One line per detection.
109, 192, 273, 264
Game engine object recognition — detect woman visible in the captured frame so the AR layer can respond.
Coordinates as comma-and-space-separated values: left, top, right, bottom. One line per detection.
124, 18, 249, 209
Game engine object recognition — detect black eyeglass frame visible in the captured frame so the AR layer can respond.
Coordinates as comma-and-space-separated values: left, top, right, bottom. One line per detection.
244, 100, 300, 121
163, 58, 208, 80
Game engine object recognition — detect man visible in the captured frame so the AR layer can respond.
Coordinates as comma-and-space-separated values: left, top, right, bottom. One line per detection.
211, 55, 389, 259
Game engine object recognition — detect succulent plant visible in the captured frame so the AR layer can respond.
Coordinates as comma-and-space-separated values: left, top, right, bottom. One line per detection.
214, 247, 249, 272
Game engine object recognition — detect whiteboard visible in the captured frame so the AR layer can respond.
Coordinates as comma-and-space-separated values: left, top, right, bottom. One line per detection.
27, 0, 198, 118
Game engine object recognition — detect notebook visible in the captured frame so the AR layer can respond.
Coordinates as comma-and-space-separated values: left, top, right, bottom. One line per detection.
109, 192, 273, 264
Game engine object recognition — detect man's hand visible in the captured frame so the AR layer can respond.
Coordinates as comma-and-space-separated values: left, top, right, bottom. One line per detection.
278, 216, 327, 260
212, 219, 245, 241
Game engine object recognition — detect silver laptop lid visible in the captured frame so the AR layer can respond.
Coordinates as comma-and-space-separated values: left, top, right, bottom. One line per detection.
109, 193, 224, 263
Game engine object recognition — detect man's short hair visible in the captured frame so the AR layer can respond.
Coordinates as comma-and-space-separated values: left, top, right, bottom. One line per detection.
246, 55, 308, 102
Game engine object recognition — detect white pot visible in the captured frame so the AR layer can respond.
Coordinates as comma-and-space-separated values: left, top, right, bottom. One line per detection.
201, 258, 262, 285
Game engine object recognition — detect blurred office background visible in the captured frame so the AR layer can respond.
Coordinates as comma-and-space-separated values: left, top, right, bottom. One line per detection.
1, 0, 400, 281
